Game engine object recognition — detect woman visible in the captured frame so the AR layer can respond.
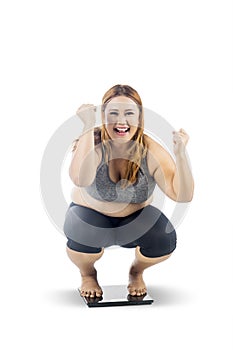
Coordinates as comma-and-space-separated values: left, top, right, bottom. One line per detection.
64, 84, 194, 298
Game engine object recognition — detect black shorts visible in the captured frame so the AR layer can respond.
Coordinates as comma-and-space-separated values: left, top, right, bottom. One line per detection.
63, 203, 177, 258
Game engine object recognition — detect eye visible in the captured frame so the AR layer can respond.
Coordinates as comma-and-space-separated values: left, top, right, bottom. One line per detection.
125, 112, 135, 116
109, 112, 118, 116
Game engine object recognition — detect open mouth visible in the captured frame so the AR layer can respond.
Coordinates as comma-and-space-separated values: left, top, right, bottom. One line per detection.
113, 126, 130, 136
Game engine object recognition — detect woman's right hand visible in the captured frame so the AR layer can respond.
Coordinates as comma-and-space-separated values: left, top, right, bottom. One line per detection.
76, 104, 96, 128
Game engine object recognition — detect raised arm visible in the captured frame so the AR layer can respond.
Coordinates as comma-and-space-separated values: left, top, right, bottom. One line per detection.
69, 104, 101, 187
172, 128, 194, 202
146, 129, 194, 202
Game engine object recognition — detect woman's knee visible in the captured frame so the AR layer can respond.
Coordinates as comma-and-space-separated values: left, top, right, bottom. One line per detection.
139, 226, 177, 258
67, 239, 103, 254
136, 246, 173, 262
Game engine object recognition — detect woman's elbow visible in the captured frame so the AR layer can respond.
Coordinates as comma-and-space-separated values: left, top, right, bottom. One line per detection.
175, 192, 194, 203
176, 196, 193, 203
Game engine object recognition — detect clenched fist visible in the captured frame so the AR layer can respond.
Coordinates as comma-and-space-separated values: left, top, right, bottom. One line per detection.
173, 128, 189, 155
76, 104, 96, 128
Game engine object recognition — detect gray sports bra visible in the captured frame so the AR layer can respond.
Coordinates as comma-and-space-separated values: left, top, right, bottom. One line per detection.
85, 149, 156, 204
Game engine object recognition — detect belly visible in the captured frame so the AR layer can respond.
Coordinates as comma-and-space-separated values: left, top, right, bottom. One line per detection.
71, 186, 153, 217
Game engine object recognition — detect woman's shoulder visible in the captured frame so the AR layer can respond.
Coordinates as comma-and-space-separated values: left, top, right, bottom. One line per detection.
143, 133, 174, 167
95, 143, 103, 158
144, 133, 164, 153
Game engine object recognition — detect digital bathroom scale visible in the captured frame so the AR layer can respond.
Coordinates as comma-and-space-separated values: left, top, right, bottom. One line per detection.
78, 285, 154, 307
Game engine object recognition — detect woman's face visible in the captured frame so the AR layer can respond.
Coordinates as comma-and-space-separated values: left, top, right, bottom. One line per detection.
104, 96, 140, 143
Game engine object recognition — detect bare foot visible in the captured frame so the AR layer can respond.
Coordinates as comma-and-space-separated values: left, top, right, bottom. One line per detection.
128, 269, 147, 296
79, 272, 103, 298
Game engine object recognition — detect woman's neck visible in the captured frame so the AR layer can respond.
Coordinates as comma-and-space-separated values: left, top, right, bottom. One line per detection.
108, 140, 134, 160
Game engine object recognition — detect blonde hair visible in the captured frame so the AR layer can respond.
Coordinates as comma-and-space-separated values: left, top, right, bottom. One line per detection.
72, 84, 147, 187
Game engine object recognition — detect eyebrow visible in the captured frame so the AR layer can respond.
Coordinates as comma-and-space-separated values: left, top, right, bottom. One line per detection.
109, 108, 135, 111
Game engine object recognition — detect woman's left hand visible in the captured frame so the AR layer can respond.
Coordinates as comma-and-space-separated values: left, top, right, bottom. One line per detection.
173, 128, 189, 155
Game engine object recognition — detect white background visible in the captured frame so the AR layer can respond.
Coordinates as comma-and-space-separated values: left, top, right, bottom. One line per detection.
1, 0, 233, 349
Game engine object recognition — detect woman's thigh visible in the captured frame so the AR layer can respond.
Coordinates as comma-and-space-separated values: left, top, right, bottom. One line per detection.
63, 203, 116, 249
121, 206, 177, 258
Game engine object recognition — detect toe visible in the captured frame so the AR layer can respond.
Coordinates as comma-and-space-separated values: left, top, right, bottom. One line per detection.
138, 289, 145, 296
80, 290, 86, 297
90, 290, 97, 298
128, 288, 137, 296
96, 290, 102, 298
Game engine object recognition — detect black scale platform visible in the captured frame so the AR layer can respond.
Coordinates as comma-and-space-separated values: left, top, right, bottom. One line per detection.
79, 285, 154, 307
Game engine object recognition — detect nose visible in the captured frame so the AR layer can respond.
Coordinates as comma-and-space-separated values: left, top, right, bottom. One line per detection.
116, 113, 127, 124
